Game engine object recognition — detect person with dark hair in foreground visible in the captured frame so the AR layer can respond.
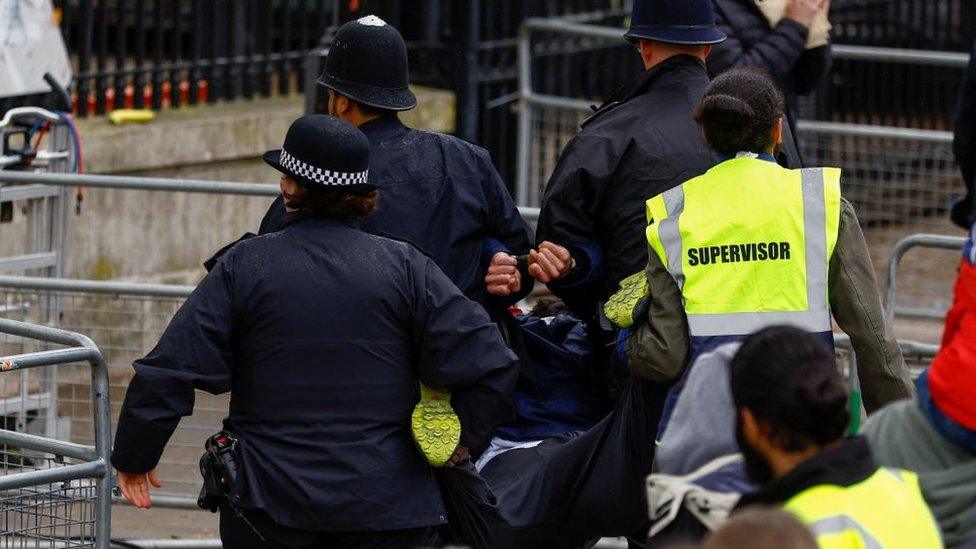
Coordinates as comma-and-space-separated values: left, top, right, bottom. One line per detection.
732, 326, 942, 549
113, 115, 518, 548
704, 506, 817, 549
613, 68, 911, 440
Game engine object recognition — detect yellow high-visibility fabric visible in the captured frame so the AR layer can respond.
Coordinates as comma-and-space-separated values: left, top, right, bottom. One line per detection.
785, 468, 943, 549
645, 157, 840, 334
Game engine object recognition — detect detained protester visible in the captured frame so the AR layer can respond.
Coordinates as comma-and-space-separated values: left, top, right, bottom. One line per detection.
732, 326, 943, 549
257, 15, 534, 314
611, 68, 911, 439
112, 115, 518, 549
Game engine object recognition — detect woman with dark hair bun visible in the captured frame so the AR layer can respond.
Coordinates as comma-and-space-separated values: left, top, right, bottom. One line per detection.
612, 68, 913, 432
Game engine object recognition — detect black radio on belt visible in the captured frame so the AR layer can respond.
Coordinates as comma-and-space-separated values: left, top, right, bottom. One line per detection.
197, 430, 245, 512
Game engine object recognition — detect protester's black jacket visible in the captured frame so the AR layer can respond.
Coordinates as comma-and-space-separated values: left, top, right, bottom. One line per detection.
112, 217, 518, 532
259, 116, 534, 309
709, 0, 832, 117
952, 39, 976, 228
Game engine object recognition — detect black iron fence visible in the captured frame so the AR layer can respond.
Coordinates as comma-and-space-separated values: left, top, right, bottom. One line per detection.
56, 0, 337, 115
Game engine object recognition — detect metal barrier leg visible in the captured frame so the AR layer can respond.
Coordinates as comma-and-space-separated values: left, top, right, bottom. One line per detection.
0, 317, 112, 549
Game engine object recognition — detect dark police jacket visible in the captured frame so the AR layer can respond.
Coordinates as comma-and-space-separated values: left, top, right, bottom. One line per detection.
259, 116, 534, 309
112, 217, 519, 532
536, 55, 801, 320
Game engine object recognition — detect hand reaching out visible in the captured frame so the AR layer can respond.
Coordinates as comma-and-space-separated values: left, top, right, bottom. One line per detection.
117, 468, 161, 509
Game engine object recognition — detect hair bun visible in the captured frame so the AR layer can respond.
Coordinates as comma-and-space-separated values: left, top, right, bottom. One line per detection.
698, 93, 756, 125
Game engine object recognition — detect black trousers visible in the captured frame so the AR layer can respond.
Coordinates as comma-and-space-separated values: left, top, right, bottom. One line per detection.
219, 504, 435, 549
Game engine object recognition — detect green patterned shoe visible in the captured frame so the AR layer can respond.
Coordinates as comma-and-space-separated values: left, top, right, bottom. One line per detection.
411, 384, 461, 467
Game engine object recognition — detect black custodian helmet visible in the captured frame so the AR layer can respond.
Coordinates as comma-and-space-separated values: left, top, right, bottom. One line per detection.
317, 15, 417, 111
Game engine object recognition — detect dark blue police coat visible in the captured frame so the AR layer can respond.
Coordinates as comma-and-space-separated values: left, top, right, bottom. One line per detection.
112, 217, 518, 532
259, 116, 534, 309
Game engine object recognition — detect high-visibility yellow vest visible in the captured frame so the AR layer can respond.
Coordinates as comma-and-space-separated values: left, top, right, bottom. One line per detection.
785, 468, 943, 549
645, 156, 842, 348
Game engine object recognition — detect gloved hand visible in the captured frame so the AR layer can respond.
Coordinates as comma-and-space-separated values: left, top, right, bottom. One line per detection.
604, 271, 651, 329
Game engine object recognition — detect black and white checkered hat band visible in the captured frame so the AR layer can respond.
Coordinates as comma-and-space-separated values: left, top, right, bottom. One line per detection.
279, 149, 370, 186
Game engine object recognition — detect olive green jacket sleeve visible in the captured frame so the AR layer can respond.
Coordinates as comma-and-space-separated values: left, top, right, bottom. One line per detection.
625, 247, 688, 383
626, 199, 914, 411
830, 199, 914, 412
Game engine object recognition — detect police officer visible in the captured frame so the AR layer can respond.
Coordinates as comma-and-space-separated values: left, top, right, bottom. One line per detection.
731, 326, 942, 549
616, 69, 912, 427
260, 15, 534, 313
112, 116, 518, 548
529, 0, 802, 404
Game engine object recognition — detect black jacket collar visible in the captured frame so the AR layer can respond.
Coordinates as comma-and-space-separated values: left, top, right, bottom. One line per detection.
737, 436, 878, 509
358, 114, 409, 142
582, 54, 707, 128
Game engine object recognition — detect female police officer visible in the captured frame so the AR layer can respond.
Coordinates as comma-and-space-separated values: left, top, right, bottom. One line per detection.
111, 115, 517, 548
616, 68, 912, 427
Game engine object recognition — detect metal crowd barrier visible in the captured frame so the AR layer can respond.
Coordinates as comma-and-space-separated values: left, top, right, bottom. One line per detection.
0, 318, 112, 549
884, 234, 967, 325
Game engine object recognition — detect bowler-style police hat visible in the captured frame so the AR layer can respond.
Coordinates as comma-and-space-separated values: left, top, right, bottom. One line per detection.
625, 0, 727, 46
263, 115, 373, 193
317, 15, 417, 111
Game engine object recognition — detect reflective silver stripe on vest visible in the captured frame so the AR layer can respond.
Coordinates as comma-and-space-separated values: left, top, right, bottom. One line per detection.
802, 168, 829, 312
658, 186, 686, 290
687, 310, 833, 337
808, 515, 883, 549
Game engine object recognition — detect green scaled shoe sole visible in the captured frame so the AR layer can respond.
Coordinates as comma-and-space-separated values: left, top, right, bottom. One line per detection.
411, 384, 461, 467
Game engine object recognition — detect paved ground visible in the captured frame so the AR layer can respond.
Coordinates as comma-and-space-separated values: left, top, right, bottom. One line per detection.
113, 505, 218, 540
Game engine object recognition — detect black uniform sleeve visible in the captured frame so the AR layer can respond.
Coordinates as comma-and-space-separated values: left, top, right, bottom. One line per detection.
410, 257, 518, 455
111, 255, 238, 474
952, 39, 976, 228
536, 135, 613, 308
710, 5, 809, 91
478, 149, 536, 305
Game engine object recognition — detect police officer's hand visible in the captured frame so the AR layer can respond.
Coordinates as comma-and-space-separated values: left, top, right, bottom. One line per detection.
486, 253, 521, 296
117, 468, 161, 509
785, 0, 824, 28
528, 242, 574, 284
445, 444, 470, 468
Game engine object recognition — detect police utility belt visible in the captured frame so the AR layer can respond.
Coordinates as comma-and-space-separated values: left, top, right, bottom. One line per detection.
197, 431, 280, 546
197, 430, 246, 511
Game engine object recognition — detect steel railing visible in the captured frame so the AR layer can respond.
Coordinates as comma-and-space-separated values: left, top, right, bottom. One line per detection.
0, 171, 541, 227
0, 318, 112, 549
884, 234, 967, 326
